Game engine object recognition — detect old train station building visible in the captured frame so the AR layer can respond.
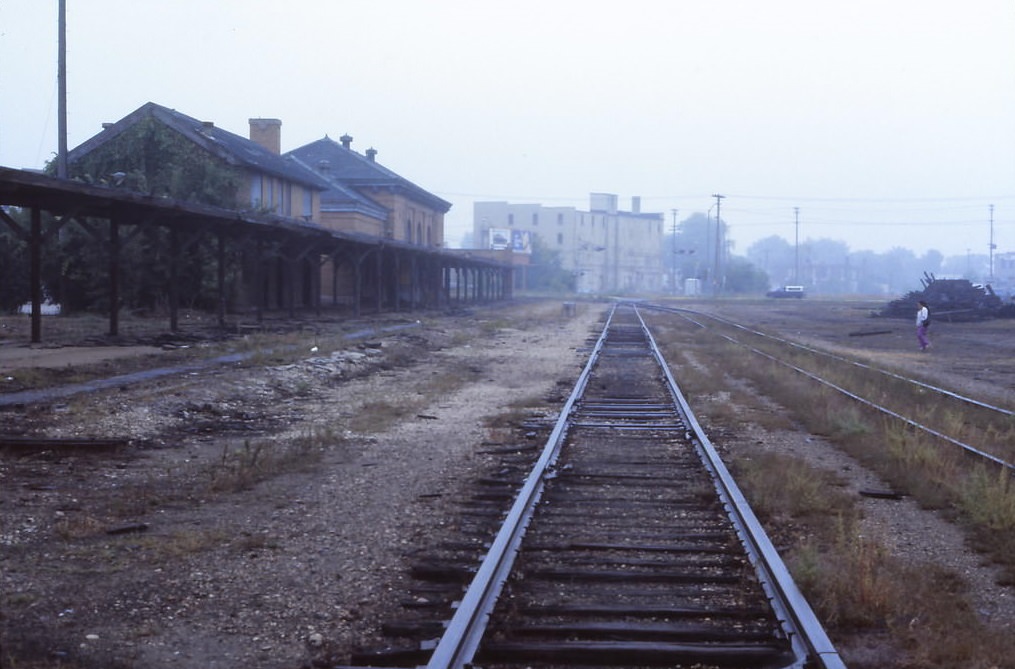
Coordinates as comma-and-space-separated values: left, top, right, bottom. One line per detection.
0, 102, 511, 342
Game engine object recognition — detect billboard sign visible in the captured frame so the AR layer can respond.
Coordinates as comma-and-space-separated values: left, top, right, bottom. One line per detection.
488, 228, 532, 254
511, 229, 532, 255
488, 227, 511, 250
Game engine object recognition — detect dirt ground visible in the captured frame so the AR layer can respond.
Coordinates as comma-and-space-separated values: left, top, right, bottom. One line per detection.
1, 297, 1013, 668
1, 301, 606, 669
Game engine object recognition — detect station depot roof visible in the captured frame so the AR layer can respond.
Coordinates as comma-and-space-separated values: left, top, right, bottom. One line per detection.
0, 166, 502, 268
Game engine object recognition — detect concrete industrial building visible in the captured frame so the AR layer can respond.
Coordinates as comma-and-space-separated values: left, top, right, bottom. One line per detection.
474, 193, 665, 294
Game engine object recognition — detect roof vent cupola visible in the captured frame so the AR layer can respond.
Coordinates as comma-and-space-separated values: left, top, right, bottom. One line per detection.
339, 134, 353, 149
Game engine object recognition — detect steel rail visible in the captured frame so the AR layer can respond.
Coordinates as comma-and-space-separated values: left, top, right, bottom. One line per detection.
422, 307, 617, 669
425, 304, 844, 669
651, 304, 1015, 474
633, 306, 847, 669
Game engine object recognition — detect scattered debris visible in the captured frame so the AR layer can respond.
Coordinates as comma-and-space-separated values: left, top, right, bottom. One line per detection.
876, 273, 1011, 321
0, 436, 129, 450
106, 523, 150, 535
859, 489, 905, 500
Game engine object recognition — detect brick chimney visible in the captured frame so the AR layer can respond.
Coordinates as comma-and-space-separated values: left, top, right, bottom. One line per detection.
249, 118, 282, 154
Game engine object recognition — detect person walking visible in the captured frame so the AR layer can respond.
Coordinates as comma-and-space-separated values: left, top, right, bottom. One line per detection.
916, 300, 931, 351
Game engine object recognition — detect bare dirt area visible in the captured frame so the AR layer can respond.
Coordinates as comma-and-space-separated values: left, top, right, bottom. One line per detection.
693, 297, 1015, 405
1, 301, 605, 669
2, 296, 1014, 669
670, 297, 1015, 667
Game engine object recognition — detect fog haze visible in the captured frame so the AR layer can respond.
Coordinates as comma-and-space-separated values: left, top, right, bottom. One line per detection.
2, 0, 1012, 257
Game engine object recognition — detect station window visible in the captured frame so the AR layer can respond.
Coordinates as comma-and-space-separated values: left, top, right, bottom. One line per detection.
302, 189, 312, 218
250, 175, 262, 208
282, 183, 292, 216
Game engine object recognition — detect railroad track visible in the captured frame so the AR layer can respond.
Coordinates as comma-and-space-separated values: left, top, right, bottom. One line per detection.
641, 303, 1015, 474
349, 304, 843, 669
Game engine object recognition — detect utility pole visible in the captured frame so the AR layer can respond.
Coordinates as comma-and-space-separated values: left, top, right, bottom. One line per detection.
671, 209, 678, 295
712, 194, 724, 296
794, 207, 800, 285
989, 204, 996, 283
57, 0, 68, 178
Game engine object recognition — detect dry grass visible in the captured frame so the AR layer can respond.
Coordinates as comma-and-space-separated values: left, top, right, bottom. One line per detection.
734, 451, 852, 521
646, 310, 1015, 667
732, 449, 1015, 667
348, 399, 412, 433
693, 320, 1015, 580
483, 394, 548, 430
133, 528, 231, 560
208, 427, 342, 492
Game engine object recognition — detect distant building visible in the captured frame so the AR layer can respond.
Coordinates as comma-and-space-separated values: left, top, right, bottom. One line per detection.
474, 193, 664, 294
993, 251, 1015, 298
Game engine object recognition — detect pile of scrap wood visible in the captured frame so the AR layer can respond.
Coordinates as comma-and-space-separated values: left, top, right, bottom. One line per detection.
877, 273, 1007, 321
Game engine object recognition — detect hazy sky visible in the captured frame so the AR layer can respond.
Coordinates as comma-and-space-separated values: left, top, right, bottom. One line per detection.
2, 0, 1013, 256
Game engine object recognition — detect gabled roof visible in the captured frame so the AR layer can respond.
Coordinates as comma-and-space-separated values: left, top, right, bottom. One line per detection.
286, 136, 452, 213
67, 102, 331, 191
285, 153, 389, 220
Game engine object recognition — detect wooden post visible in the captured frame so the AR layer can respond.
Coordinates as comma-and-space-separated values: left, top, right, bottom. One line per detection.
109, 217, 120, 336
168, 228, 179, 332
30, 207, 42, 343
217, 232, 226, 327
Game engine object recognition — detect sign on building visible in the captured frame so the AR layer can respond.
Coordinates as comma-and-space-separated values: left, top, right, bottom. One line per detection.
488, 227, 511, 250
488, 228, 532, 254
512, 229, 532, 255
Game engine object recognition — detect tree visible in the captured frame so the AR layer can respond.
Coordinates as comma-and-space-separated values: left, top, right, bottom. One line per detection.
61, 117, 241, 207
746, 236, 794, 287
724, 256, 770, 294
942, 252, 988, 282
663, 212, 728, 284
0, 210, 30, 312
36, 119, 245, 314
524, 235, 574, 293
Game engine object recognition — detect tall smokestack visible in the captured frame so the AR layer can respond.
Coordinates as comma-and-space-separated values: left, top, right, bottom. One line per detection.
249, 118, 282, 154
